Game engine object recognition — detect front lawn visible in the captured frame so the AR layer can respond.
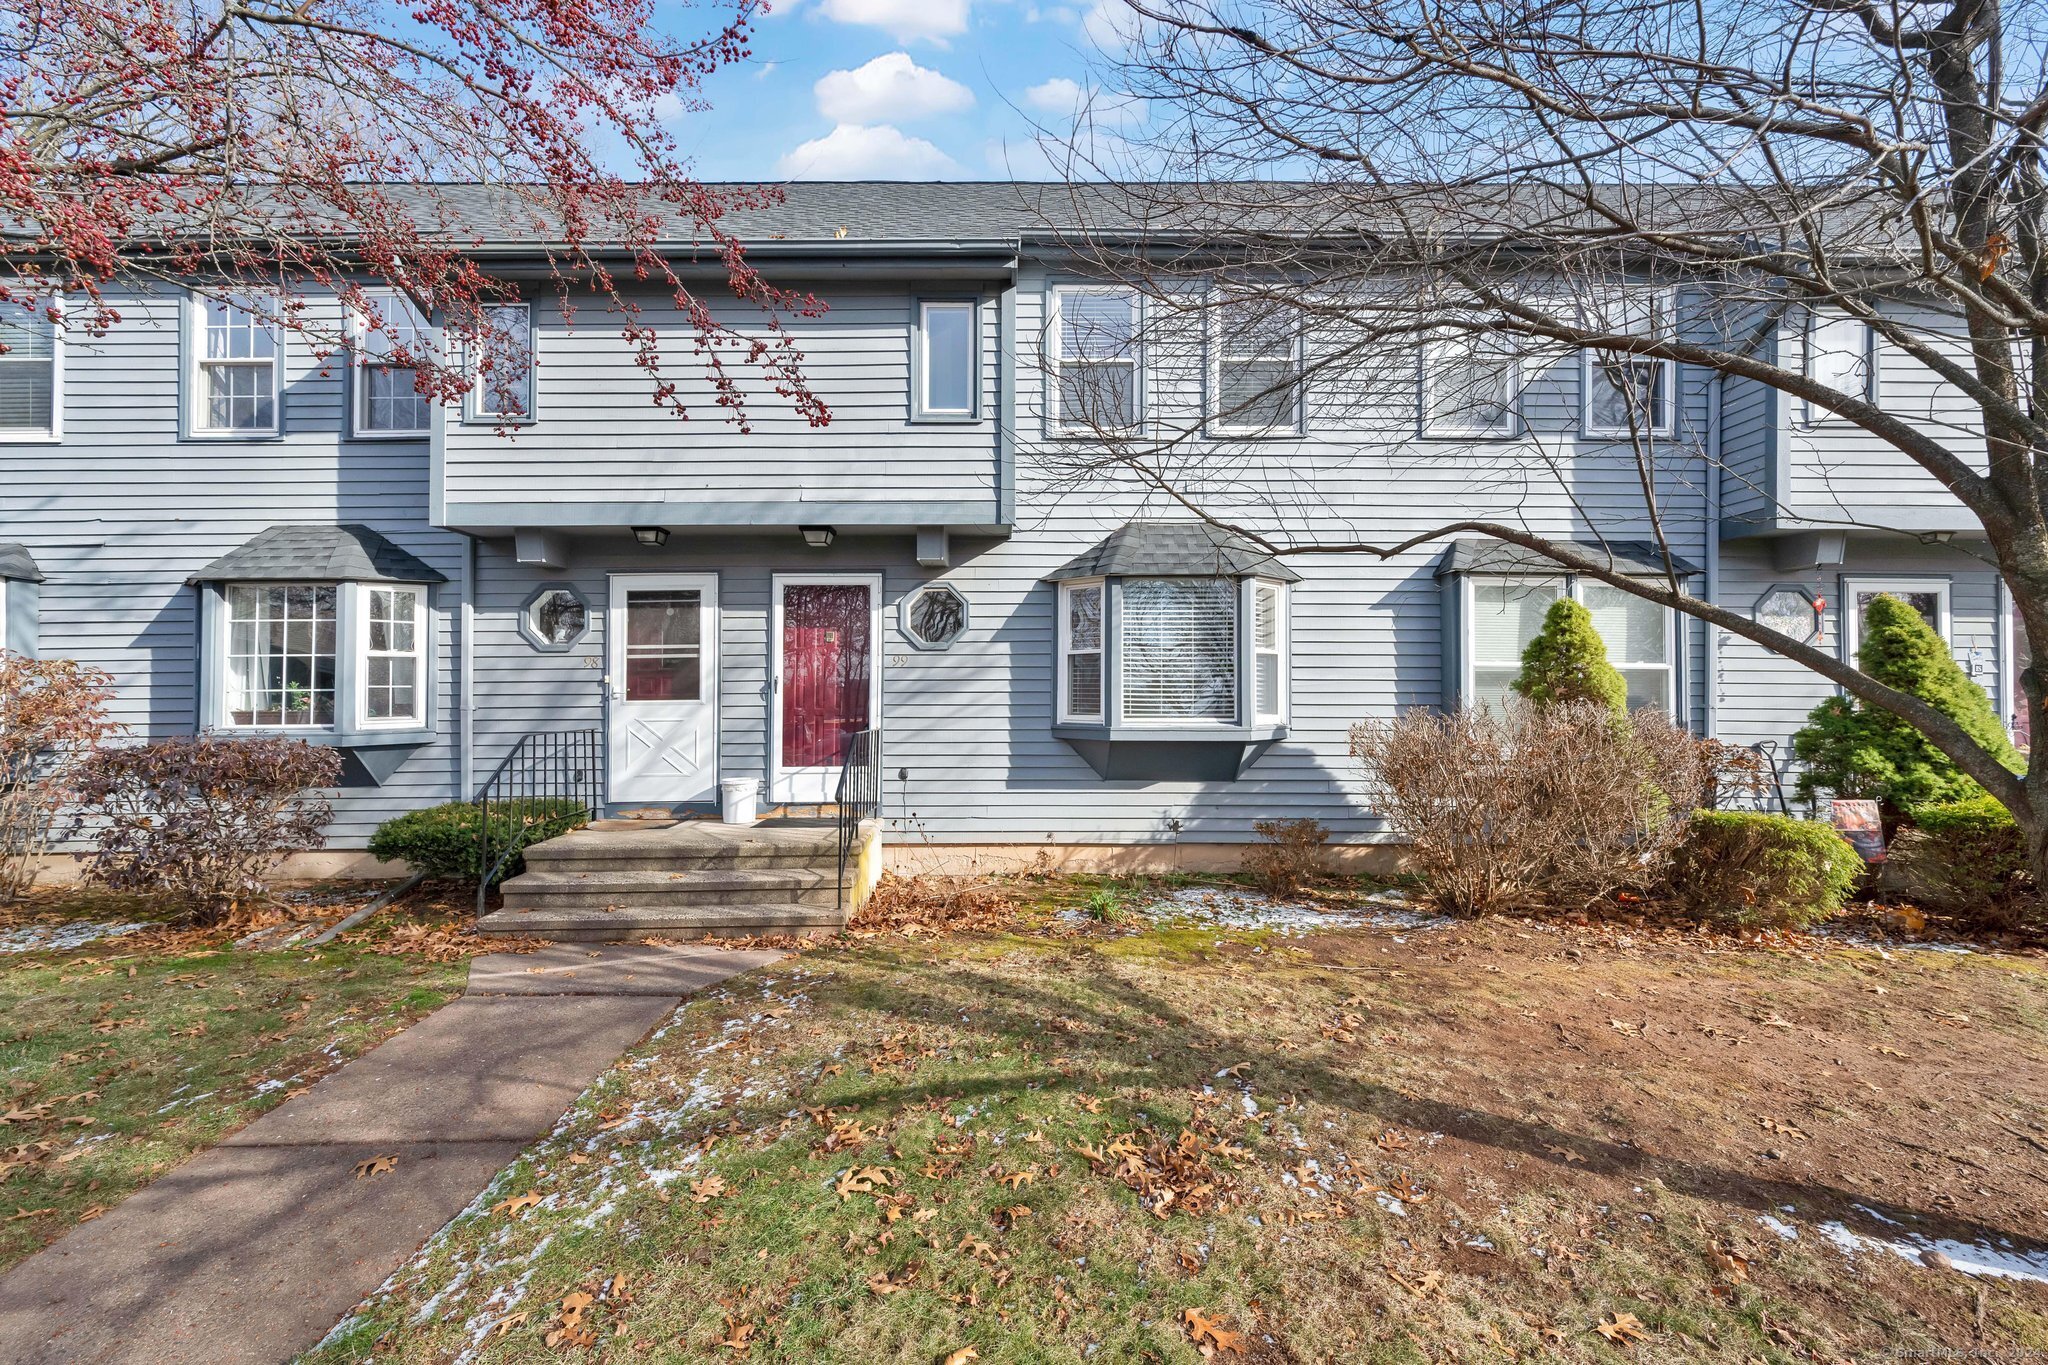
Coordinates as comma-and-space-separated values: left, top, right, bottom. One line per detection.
310, 885, 2048, 1362
0, 888, 474, 1268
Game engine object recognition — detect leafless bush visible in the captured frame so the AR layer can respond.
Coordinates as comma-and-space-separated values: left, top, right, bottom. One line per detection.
1241, 817, 1330, 896
1350, 701, 1712, 918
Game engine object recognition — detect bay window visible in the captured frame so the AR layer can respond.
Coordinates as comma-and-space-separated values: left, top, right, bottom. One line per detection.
225, 585, 338, 727
1460, 572, 1676, 715
361, 586, 425, 725
1060, 582, 1105, 721
1121, 578, 1240, 722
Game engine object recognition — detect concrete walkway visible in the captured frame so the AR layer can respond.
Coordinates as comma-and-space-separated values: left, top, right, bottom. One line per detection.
0, 944, 782, 1365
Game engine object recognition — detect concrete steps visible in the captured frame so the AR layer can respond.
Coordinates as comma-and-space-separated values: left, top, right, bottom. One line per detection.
478, 818, 869, 941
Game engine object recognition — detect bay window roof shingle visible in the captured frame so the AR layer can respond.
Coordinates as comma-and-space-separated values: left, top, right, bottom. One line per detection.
0, 542, 43, 583
1434, 538, 1699, 579
186, 524, 447, 586
1043, 521, 1302, 583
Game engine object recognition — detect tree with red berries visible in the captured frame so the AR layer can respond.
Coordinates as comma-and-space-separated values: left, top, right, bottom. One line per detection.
0, 0, 826, 423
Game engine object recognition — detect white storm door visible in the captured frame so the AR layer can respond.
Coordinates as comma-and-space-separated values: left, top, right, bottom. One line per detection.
607, 574, 718, 804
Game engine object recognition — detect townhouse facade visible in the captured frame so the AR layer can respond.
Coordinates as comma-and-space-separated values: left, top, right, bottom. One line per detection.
0, 184, 2013, 868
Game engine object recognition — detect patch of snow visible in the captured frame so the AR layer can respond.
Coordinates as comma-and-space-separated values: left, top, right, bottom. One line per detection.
0, 921, 148, 954
1818, 1220, 2048, 1285
1146, 887, 1449, 937
1758, 1215, 1799, 1240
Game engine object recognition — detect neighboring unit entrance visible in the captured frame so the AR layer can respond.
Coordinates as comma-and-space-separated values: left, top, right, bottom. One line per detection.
771, 574, 881, 804
607, 573, 719, 805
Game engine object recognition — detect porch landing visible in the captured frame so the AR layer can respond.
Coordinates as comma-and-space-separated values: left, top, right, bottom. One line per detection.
476, 817, 875, 942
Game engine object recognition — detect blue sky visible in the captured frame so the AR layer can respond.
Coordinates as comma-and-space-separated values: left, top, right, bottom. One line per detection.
664, 0, 1145, 180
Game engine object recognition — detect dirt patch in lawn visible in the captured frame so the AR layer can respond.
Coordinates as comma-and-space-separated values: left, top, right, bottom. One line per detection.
308, 900, 2048, 1363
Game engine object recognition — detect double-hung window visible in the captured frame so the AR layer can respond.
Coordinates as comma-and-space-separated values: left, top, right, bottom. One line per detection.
1465, 575, 1675, 713
1581, 291, 1676, 438
1803, 312, 1876, 421
361, 585, 426, 725
1212, 298, 1304, 435
1050, 286, 1139, 433
0, 310, 60, 441
190, 297, 283, 437
1422, 330, 1520, 438
915, 299, 979, 420
352, 290, 432, 437
1060, 581, 1105, 722
1250, 579, 1287, 722
465, 301, 534, 423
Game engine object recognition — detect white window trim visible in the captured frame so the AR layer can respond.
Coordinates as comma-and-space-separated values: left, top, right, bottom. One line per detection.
1420, 337, 1521, 439
914, 298, 981, 421
462, 301, 536, 425
1800, 310, 1878, 424
1461, 573, 1679, 717
1842, 576, 1951, 658
349, 290, 432, 440
186, 295, 285, 439
0, 306, 62, 444
1579, 288, 1678, 439
1248, 578, 1290, 723
1209, 305, 1304, 437
1047, 284, 1142, 436
356, 583, 428, 728
1057, 579, 1106, 723
219, 581, 340, 731
1580, 353, 1678, 438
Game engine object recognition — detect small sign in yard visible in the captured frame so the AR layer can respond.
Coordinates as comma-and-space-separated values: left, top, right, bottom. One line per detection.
1830, 799, 1886, 863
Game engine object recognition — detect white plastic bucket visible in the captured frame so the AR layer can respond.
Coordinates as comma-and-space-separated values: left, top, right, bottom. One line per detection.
719, 778, 759, 826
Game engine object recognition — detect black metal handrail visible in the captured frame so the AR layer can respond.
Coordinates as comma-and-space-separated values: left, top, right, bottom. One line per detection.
475, 728, 604, 913
835, 727, 880, 912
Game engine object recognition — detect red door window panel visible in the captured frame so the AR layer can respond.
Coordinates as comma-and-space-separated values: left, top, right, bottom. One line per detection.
782, 585, 872, 769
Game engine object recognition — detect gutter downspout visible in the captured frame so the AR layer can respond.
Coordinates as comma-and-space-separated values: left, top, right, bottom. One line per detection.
1704, 372, 1724, 741
459, 533, 476, 799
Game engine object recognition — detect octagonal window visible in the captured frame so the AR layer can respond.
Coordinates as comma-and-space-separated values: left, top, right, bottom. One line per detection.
521, 584, 589, 651
902, 583, 968, 650
1754, 584, 1821, 644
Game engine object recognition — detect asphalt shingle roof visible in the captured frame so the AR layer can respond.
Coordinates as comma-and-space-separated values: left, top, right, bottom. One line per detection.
1044, 521, 1303, 582
0, 542, 42, 582
186, 524, 447, 586
1435, 538, 1700, 578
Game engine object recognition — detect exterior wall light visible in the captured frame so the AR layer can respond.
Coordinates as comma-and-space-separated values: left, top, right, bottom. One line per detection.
632, 526, 669, 548
800, 526, 836, 549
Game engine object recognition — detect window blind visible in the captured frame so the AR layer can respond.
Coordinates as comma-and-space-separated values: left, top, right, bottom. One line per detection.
1121, 578, 1238, 722
0, 314, 53, 432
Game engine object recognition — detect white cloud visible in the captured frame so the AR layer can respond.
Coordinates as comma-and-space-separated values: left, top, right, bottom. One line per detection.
816, 53, 974, 124
817, 0, 969, 44
1022, 76, 1147, 128
756, 61, 779, 80
776, 123, 961, 179
1081, 0, 1144, 49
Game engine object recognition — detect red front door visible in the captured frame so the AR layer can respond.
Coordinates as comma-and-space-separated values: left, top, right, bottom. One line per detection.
780, 583, 873, 782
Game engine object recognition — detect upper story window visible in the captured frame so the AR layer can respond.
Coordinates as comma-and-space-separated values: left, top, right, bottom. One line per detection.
352, 290, 432, 438
464, 301, 534, 423
1581, 290, 1676, 438
189, 296, 282, 437
915, 299, 979, 420
0, 310, 60, 442
1464, 574, 1675, 713
1050, 286, 1140, 434
1804, 312, 1875, 420
1211, 298, 1304, 435
1422, 331, 1520, 438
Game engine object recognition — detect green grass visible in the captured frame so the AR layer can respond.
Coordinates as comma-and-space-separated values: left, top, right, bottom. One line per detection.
301, 908, 2048, 1363
0, 903, 468, 1268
